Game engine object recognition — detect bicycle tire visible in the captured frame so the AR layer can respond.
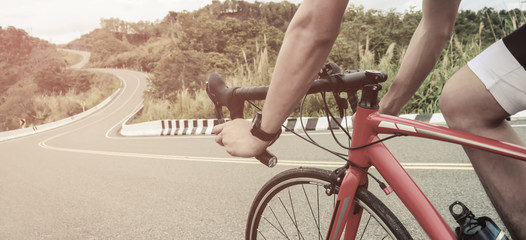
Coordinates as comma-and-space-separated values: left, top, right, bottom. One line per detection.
245, 167, 412, 239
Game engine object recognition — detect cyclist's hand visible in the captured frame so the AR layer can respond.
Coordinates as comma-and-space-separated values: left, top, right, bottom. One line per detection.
212, 119, 269, 158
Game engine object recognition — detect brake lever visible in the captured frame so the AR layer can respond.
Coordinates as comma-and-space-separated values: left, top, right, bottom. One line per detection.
332, 92, 348, 118
208, 82, 277, 168
347, 91, 359, 113
214, 106, 224, 123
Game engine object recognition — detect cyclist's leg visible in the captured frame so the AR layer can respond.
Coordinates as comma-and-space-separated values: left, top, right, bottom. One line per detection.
439, 65, 526, 239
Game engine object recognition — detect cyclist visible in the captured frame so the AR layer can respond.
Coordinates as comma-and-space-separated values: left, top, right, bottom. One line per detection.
212, 0, 526, 238
436, 25, 526, 239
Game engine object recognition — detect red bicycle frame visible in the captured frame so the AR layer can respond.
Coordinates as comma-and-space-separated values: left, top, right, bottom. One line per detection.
327, 105, 526, 239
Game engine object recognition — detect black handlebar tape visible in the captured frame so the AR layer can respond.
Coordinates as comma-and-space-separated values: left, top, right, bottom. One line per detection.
234, 86, 269, 100
207, 69, 389, 168
256, 150, 278, 168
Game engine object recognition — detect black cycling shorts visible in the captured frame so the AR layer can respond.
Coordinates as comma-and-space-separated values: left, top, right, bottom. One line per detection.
503, 24, 526, 70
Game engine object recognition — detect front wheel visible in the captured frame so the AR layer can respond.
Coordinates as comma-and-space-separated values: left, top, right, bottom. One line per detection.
245, 167, 412, 239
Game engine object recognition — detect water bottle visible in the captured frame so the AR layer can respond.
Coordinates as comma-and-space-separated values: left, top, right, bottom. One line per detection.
449, 201, 509, 240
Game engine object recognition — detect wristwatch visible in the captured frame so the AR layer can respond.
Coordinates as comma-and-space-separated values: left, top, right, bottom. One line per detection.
251, 111, 281, 144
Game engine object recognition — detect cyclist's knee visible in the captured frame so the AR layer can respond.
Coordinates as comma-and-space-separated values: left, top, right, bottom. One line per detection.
440, 94, 471, 131
439, 68, 472, 130
438, 87, 456, 123
439, 66, 508, 131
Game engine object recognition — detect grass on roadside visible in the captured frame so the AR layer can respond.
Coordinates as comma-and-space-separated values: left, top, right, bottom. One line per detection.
133, 25, 504, 123
32, 71, 120, 124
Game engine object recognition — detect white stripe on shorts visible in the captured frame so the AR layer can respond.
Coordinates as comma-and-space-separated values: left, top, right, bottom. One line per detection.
467, 40, 526, 115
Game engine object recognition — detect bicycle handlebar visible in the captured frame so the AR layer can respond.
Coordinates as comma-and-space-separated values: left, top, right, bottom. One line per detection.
207, 73, 277, 167
206, 66, 388, 167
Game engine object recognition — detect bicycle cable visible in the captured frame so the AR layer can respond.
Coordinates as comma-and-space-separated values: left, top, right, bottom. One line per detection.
321, 92, 353, 150
317, 92, 405, 189
321, 92, 407, 151
297, 95, 347, 158
298, 95, 319, 149
246, 97, 403, 191
247, 100, 348, 159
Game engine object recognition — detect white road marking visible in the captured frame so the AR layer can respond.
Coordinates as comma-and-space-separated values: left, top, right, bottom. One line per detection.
104, 72, 145, 139
37, 68, 523, 171
39, 137, 473, 170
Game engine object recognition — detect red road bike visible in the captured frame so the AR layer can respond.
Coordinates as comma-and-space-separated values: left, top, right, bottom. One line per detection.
206, 63, 526, 239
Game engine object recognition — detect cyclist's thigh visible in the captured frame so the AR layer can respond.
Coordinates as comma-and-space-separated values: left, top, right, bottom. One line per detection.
441, 41, 526, 123
440, 66, 510, 126
466, 39, 526, 116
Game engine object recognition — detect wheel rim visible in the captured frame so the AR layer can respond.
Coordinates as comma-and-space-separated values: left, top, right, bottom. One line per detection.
249, 178, 400, 239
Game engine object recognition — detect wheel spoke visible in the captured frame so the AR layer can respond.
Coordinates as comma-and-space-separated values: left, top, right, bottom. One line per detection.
277, 193, 306, 240
246, 168, 410, 239
359, 215, 373, 240
287, 190, 301, 240
268, 205, 290, 239
317, 184, 322, 240
256, 229, 268, 240
301, 184, 324, 239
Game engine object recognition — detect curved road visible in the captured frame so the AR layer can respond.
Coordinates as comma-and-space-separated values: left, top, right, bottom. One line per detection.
1, 52, 525, 238
0, 63, 282, 239
59, 48, 91, 69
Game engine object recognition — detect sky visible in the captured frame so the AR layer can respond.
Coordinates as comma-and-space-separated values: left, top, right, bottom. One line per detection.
1, 0, 524, 45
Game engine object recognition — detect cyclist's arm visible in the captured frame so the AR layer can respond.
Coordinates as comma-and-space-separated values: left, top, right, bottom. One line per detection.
213, 0, 349, 157
261, 0, 349, 134
378, 0, 460, 116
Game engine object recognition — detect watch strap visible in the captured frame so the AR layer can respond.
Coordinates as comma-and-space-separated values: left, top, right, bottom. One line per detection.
251, 112, 281, 142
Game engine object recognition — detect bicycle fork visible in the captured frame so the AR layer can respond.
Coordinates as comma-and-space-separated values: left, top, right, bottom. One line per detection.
326, 164, 369, 240
325, 85, 382, 240
327, 84, 458, 239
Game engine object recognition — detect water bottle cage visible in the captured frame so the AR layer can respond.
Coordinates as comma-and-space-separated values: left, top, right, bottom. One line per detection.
450, 201, 509, 240
456, 217, 488, 239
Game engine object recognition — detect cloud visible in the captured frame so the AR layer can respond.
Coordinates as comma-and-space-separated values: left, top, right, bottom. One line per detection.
1, 0, 522, 44
0, 0, 205, 44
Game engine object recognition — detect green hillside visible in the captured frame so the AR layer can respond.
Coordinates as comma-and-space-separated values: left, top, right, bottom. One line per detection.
0, 27, 119, 131
60, 1, 525, 120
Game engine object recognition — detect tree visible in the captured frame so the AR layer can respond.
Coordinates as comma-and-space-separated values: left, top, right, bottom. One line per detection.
35, 62, 68, 94
90, 29, 134, 64
64, 0, 526, 117
260, 1, 298, 31
151, 49, 208, 100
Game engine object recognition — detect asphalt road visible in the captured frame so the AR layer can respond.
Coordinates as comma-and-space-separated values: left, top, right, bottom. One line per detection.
1, 63, 526, 239
59, 49, 91, 70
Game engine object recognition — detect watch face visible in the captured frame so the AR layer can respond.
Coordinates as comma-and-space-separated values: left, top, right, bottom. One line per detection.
250, 112, 281, 144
